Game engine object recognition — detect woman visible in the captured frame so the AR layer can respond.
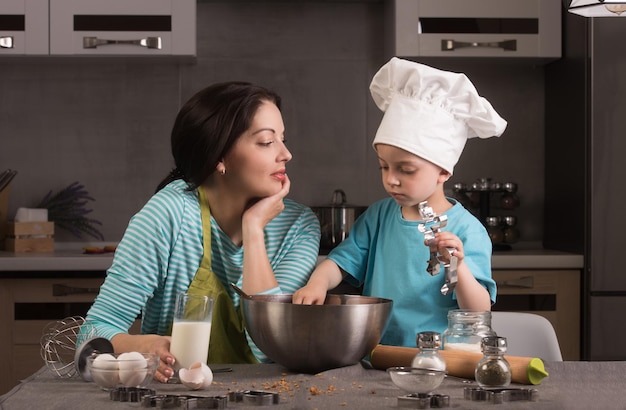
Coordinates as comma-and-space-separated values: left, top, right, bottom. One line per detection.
85, 81, 321, 383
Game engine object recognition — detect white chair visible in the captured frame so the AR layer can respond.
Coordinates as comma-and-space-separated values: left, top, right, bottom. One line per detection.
491, 311, 563, 361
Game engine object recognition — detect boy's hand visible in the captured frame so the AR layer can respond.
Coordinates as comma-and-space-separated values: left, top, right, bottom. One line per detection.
293, 283, 327, 305
425, 231, 465, 264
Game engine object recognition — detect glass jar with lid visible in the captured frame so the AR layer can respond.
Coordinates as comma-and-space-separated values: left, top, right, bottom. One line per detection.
475, 336, 512, 387
442, 310, 496, 354
411, 331, 446, 372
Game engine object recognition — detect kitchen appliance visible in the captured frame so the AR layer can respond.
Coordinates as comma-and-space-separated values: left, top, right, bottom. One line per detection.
544, 13, 626, 359
312, 189, 367, 254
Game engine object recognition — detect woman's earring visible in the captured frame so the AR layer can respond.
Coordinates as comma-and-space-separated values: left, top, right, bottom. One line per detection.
220, 168, 226, 175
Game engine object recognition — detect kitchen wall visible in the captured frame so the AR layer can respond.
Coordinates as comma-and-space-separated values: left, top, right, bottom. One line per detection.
0, 1, 546, 245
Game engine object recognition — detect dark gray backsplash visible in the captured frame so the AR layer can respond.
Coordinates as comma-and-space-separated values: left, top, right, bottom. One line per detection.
0, 2, 545, 244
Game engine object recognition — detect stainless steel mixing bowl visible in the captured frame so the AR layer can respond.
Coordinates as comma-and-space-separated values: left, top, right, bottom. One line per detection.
240, 294, 392, 373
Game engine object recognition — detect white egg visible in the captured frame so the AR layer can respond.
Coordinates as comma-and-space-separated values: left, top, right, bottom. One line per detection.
179, 362, 213, 390
91, 353, 119, 389
117, 352, 148, 387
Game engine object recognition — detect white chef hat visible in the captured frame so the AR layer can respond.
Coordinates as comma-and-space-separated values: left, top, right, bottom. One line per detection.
370, 57, 507, 174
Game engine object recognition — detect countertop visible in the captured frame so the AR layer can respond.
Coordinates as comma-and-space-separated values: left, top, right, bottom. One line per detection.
1, 361, 624, 409
0, 243, 584, 273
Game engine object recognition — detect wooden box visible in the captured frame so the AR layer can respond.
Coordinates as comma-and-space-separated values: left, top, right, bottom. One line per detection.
0, 186, 9, 250
5, 222, 54, 253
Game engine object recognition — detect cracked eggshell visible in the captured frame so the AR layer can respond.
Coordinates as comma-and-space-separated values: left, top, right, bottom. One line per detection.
117, 352, 148, 387
179, 362, 213, 390
90, 353, 119, 389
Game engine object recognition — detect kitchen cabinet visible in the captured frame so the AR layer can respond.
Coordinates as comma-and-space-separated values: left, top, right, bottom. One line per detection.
492, 269, 581, 361
385, 0, 561, 61
50, 0, 195, 57
0, 0, 48, 55
0, 0, 195, 58
0, 274, 140, 395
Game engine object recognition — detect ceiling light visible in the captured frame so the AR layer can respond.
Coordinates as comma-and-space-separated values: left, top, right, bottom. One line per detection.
565, 0, 626, 16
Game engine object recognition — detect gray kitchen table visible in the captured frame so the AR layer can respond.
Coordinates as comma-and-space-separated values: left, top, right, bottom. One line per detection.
1, 361, 624, 409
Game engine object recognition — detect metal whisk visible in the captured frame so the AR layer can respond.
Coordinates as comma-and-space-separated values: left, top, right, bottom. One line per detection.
40, 316, 94, 378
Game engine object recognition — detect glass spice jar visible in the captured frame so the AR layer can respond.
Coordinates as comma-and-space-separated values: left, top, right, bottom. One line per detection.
442, 310, 496, 354
475, 336, 512, 388
411, 331, 446, 372
485, 216, 504, 244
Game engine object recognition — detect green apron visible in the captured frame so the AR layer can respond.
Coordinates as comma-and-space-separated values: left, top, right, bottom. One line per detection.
185, 187, 258, 364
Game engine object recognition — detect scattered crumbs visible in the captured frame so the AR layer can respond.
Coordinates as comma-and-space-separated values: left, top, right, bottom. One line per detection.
370, 389, 376, 394
340, 402, 348, 406
309, 385, 337, 396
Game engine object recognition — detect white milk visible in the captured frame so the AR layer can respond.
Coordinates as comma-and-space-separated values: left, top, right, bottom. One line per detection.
170, 321, 212, 370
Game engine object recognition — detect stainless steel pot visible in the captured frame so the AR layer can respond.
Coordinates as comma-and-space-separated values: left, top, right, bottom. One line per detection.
312, 189, 367, 253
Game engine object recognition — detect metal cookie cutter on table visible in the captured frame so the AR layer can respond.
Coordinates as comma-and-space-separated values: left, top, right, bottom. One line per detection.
228, 390, 280, 406
139, 393, 228, 409
109, 387, 156, 403
398, 393, 450, 409
464, 387, 539, 404
417, 201, 458, 295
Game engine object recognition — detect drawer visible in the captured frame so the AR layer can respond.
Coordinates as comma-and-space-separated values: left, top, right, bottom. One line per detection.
492, 269, 581, 360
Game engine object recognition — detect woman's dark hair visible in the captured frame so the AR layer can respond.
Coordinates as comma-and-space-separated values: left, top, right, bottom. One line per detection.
156, 81, 282, 192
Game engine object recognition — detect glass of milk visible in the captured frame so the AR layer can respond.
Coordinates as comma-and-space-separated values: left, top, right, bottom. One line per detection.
170, 293, 214, 371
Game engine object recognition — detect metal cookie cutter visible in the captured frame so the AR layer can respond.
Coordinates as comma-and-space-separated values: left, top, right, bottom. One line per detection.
398, 393, 450, 409
228, 390, 280, 406
464, 387, 539, 404
417, 201, 458, 295
109, 387, 156, 402
140, 394, 228, 409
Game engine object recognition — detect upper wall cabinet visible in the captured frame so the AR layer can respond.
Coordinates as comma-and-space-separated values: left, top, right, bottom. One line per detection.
385, 0, 561, 62
50, 0, 195, 57
0, 0, 48, 55
1, 0, 195, 58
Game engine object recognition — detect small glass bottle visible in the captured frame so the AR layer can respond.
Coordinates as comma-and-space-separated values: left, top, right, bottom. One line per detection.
411, 331, 446, 372
442, 310, 496, 354
485, 216, 504, 244
475, 336, 512, 388
502, 216, 520, 244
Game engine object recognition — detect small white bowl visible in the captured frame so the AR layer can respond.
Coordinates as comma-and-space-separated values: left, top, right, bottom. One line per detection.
387, 367, 446, 394
86, 352, 158, 390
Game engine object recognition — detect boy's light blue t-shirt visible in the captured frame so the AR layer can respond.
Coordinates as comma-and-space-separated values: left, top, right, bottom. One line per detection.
328, 197, 496, 347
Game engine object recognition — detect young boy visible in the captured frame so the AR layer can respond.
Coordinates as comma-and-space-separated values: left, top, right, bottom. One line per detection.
293, 57, 507, 347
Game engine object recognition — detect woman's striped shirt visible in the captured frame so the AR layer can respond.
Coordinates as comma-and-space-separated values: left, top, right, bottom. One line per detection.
85, 179, 321, 361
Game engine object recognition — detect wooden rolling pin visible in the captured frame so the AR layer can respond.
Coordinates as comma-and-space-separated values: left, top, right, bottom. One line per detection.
370, 344, 548, 385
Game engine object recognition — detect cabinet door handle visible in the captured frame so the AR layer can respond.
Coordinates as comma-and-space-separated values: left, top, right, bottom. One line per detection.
496, 276, 534, 289
82, 36, 162, 49
52, 284, 100, 296
0, 36, 14, 49
442, 39, 517, 51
